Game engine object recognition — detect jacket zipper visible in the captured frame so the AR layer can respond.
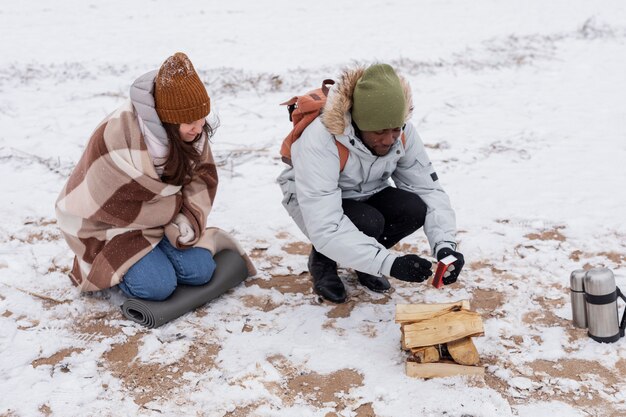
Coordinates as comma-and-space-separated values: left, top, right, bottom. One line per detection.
363, 156, 377, 187
359, 156, 380, 193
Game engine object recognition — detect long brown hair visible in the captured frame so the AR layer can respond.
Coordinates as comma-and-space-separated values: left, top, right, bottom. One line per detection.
160, 120, 217, 186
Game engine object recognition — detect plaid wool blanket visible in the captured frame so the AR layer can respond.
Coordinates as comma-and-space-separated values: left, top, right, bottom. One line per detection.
56, 101, 255, 292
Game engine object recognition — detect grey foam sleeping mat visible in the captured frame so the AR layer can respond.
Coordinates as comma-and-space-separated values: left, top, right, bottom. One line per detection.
120, 249, 248, 328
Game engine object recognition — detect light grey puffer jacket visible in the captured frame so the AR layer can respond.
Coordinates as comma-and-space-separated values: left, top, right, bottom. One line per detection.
129, 70, 169, 146
277, 67, 457, 277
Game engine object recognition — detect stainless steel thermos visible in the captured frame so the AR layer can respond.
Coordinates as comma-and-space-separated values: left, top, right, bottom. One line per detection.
570, 267, 626, 343
570, 269, 587, 328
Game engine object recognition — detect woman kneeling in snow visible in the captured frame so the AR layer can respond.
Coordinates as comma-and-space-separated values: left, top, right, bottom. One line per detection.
56, 52, 255, 300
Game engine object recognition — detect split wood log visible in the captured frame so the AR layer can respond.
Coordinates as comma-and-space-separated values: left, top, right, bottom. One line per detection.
410, 346, 440, 363
395, 300, 471, 324
406, 361, 484, 379
403, 310, 484, 348
446, 337, 479, 366
400, 325, 407, 350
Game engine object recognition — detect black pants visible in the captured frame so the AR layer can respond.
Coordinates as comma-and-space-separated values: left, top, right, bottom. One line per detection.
342, 187, 427, 250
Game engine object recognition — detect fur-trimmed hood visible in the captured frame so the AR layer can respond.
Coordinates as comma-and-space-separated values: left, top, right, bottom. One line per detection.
321, 66, 414, 135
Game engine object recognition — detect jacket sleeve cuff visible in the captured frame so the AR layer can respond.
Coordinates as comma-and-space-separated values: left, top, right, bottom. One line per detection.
433, 241, 456, 257
380, 253, 397, 277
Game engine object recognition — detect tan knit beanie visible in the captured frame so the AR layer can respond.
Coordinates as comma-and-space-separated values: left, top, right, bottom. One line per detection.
154, 52, 210, 124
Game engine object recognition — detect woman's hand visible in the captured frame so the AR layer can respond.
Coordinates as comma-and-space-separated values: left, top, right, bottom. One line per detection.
173, 213, 195, 243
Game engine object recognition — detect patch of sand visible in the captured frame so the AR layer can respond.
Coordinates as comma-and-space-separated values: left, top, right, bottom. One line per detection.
31, 348, 84, 368
248, 241, 282, 269
468, 260, 507, 275
240, 294, 281, 312
326, 287, 393, 319
104, 334, 220, 406
470, 288, 504, 317
266, 354, 364, 411
479, 309, 625, 416
599, 251, 625, 264
245, 273, 312, 295
224, 403, 268, 417
282, 241, 311, 256
391, 243, 430, 257
524, 227, 566, 242
570, 250, 625, 266
75, 315, 124, 339
522, 295, 568, 328
326, 300, 357, 319
355, 403, 376, 417
38, 404, 52, 416
529, 359, 622, 386
287, 369, 363, 407
480, 356, 622, 416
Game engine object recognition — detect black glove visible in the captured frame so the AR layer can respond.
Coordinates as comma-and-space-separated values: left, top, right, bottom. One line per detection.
436, 248, 465, 285
390, 255, 433, 283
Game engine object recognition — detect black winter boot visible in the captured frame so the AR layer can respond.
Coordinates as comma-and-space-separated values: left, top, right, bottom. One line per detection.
308, 248, 347, 303
356, 271, 391, 293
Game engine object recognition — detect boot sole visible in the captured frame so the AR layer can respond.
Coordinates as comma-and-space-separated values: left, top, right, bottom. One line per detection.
358, 277, 391, 294
313, 287, 347, 304
362, 286, 390, 294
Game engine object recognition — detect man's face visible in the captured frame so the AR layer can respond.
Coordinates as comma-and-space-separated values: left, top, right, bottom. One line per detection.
360, 127, 402, 156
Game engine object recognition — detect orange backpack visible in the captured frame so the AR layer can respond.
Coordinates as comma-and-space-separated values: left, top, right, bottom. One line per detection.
280, 79, 405, 171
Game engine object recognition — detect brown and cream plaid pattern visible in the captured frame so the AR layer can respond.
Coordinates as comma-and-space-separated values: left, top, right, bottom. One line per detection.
56, 101, 255, 292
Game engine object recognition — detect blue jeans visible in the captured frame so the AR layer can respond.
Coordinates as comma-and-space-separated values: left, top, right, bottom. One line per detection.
119, 238, 216, 301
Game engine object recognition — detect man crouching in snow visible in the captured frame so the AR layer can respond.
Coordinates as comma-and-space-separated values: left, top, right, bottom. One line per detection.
277, 63, 465, 303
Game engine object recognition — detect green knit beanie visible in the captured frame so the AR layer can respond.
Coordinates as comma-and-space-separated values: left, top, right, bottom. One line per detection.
351, 64, 406, 131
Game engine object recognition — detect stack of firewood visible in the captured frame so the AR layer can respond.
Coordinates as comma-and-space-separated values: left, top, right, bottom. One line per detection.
396, 300, 485, 378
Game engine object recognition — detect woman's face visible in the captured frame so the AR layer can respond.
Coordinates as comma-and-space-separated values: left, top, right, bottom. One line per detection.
178, 119, 205, 142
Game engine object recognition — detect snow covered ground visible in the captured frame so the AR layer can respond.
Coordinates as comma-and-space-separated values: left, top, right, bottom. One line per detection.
1, 1, 626, 416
